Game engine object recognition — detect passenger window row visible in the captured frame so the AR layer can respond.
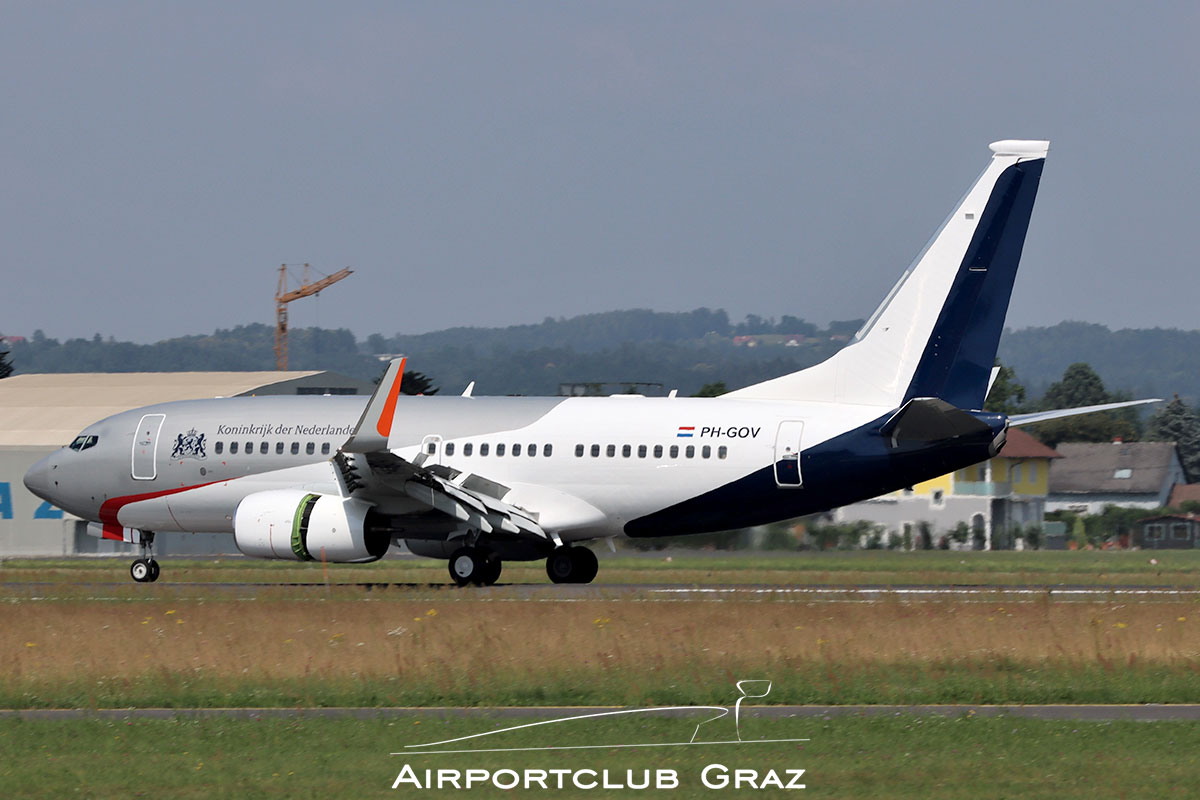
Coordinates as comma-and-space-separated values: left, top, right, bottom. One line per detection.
573, 443, 727, 460
213, 441, 332, 456
443, 443, 554, 458
439, 441, 729, 460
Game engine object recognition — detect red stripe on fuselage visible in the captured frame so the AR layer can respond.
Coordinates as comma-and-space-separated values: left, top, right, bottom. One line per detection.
98, 480, 228, 529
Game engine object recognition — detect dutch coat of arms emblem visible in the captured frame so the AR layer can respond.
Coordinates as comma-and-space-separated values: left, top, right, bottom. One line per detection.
171, 428, 207, 460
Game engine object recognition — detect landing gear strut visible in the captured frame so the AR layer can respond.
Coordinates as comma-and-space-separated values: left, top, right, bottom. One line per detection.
448, 546, 502, 587
130, 531, 160, 583
546, 546, 598, 584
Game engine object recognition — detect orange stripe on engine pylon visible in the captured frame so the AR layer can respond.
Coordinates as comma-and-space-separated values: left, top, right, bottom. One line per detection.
375, 357, 406, 437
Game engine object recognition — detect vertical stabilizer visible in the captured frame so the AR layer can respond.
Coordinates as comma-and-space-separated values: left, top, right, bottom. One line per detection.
726, 140, 1048, 409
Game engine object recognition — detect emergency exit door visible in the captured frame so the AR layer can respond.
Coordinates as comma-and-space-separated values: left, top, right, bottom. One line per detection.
773, 421, 804, 487
132, 414, 165, 480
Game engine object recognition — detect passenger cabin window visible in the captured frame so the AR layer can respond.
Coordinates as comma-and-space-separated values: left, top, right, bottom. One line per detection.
669, 445, 679, 458
638, 445, 647, 458
291, 442, 300, 455
497, 444, 506, 457
622, 444, 632, 458
445, 443, 455, 456
591, 444, 600, 457
321, 442, 330, 455
654, 445, 663, 458
245, 442, 253, 454
576, 444, 585, 457
606, 445, 616, 457
702, 445, 711, 459
718, 446, 728, 459
512, 444, 522, 456
215, 442, 224, 455
427, 442, 437, 455
544, 444, 553, 457
685, 446, 695, 459
464, 443, 474, 456
306, 442, 315, 455
260, 442, 269, 455
230, 442, 239, 454
480, 443, 490, 456
527, 444, 536, 457
276, 442, 284, 455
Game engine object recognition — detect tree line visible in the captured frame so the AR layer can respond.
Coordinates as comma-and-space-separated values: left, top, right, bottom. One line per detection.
8, 311, 1200, 413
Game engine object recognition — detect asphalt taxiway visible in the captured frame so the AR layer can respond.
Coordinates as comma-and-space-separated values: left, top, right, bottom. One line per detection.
6, 704, 1200, 722
5, 581, 1200, 601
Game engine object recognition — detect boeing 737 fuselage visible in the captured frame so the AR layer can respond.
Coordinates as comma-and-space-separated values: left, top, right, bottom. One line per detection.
26, 141, 1142, 586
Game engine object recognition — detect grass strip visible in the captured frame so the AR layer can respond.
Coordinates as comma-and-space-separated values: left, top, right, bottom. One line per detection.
3, 714, 1198, 799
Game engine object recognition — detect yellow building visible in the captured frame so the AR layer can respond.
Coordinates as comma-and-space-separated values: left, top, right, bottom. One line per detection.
834, 428, 1062, 549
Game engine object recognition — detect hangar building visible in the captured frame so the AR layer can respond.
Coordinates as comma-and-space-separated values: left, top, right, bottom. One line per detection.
0, 371, 374, 557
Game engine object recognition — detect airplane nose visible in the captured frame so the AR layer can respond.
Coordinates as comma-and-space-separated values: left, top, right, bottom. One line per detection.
23, 456, 58, 503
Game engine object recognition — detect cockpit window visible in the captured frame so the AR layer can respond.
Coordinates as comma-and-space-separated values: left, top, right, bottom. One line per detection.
68, 435, 99, 451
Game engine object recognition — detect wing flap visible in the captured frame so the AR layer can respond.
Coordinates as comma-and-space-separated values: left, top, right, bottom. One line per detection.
346, 448, 553, 544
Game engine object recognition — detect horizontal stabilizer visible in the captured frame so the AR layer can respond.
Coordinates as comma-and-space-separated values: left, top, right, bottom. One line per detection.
879, 397, 992, 447
1009, 398, 1162, 427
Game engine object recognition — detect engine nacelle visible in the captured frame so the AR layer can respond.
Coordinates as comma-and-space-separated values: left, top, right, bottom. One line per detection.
234, 490, 389, 563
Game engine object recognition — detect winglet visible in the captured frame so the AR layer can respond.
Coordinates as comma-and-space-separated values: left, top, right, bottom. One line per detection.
342, 357, 405, 453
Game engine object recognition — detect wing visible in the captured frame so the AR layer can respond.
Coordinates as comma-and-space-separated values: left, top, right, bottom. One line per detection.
333, 358, 565, 549
333, 448, 561, 547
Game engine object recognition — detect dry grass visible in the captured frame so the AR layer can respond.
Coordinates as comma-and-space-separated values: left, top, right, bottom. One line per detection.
5, 595, 1200, 707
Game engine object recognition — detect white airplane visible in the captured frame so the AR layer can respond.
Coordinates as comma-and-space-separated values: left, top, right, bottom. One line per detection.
22, 140, 1153, 585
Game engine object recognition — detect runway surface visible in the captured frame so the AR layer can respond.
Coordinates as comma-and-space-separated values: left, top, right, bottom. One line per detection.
4, 581, 1200, 601
6, 705, 1200, 722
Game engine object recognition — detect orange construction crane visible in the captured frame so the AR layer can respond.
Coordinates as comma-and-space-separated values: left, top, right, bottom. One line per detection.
274, 263, 353, 370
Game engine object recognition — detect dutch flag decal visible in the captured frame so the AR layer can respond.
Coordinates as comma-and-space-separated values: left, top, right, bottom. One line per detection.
677, 426, 695, 438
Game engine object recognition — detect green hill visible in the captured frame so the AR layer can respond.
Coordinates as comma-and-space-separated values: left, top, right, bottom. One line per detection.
7, 313, 1199, 402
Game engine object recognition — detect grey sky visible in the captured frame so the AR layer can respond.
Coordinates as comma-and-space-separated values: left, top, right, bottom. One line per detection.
2, 2, 1197, 343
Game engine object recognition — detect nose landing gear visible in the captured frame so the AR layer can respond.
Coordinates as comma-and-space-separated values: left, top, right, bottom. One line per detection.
130, 531, 160, 583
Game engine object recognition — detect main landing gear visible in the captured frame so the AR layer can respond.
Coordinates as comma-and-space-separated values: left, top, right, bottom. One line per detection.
130, 531, 160, 583
446, 544, 599, 586
448, 546, 502, 587
545, 546, 598, 585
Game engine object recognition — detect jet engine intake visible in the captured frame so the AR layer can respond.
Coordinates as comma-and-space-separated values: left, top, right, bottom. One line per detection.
233, 490, 389, 563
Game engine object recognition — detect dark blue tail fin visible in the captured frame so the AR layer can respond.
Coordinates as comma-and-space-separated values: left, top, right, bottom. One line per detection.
727, 140, 1048, 409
